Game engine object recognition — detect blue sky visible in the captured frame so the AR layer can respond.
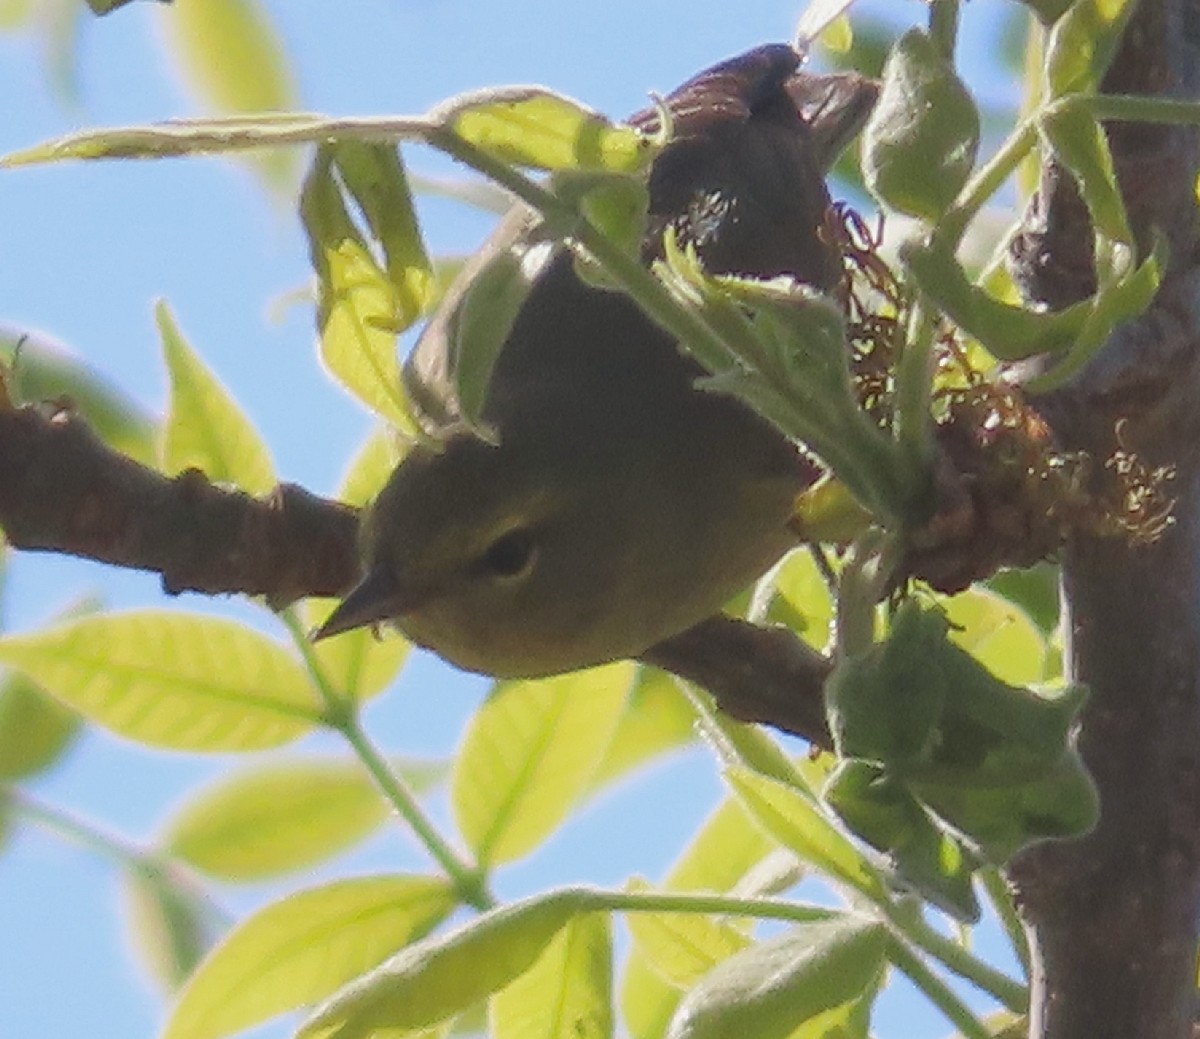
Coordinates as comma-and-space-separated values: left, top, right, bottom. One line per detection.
0, 2, 1024, 1037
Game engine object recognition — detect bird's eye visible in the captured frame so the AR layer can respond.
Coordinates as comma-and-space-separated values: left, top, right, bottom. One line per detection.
479, 528, 538, 580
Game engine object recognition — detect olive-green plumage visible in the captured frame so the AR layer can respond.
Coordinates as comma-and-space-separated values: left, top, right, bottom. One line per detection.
315, 46, 876, 677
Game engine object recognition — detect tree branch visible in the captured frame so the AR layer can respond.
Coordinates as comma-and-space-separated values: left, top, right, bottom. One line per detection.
0, 403, 359, 604
1008, 4, 1200, 1037
0, 399, 834, 743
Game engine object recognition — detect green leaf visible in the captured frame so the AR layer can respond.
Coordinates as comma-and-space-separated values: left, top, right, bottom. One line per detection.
986, 563, 1060, 636
943, 586, 1047, 686
162, 758, 441, 880
440, 89, 652, 173
490, 912, 613, 1039
1039, 103, 1129, 247
589, 668, 697, 791
328, 142, 435, 330
0, 669, 81, 779
825, 601, 949, 765
824, 760, 980, 922
913, 749, 1099, 862
452, 663, 634, 865
154, 0, 297, 186
0, 0, 34, 27
448, 244, 536, 431
300, 598, 411, 702
664, 798, 781, 895
624, 880, 750, 988
657, 254, 913, 526
157, 300, 276, 495
901, 233, 1091, 360
0, 330, 157, 465
164, 875, 457, 1039
301, 147, 423, 436
1027, 231, 1165, 391
725, 767, 886, 902
336, 424, 404, 509
665, 917, 885, 1039
1045, 0, 1139, 97
688, 690, 805, 789
621, 949, 682, 1039
122, 861, 223, 992
763, 549, 835, 651
557, 172, 651, 290
863, 29, 981, 221
297, 887, 591, 1038
0, 611, 320, 751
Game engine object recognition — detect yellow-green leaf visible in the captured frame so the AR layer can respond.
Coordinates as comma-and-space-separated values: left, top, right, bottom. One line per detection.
154, 0, 297, 186
944, 587, 1047, 686
1039, 104, 1130, 248
302, 148, 421, 435
449, 246, 534, 430
767, 549, 835, 651
337, 424, 404, 509
163, 875, 457, 1039
624, 881, 750, 989
1045, 0, 1138, 97
590, 668, 697, 790
1, 330, 158, 465
665, 918, 885, 1039
298, 888, 591, 1039
158, 300, 275, 495
441, 88, 651, 173
621, 949, 682, 1039
301, 597, 410, 702
332, 142, 434, 329
0, 611, 320, 751
490, 912, 613, 1039
726, 767, 885, 902
664, 799, 780, 895
0, 670, 81, 779
161, 758, 429, 880
452, 664, 634, 865
122, 861, 222, 992
863, 29, 980, 221
0, 0, 34, 28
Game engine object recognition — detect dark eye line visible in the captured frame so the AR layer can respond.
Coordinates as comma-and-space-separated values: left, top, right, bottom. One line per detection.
476, 526, 538, 580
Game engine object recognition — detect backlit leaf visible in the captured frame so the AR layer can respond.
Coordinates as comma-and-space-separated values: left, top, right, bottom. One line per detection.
297, 888, 591, 1038
665, 917, 885, 1039
440, 89, 651, 173
164, 875, 457, 1039
490, 912, 613, 1039
158, 300, 275, 495
162, 758, 435, 880
453, 664, 634, 865
155, 0, 297, 186
726, 767, 885, 902
0, 611, 319, 751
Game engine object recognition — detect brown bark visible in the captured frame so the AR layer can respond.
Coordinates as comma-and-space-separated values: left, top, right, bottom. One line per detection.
1007, 3, 1200, 1036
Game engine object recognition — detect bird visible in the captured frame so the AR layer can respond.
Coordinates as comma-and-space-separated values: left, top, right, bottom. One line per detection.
314, 44, 877, 678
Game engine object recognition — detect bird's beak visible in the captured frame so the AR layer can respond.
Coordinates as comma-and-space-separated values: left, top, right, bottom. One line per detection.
311, 567, 418, 642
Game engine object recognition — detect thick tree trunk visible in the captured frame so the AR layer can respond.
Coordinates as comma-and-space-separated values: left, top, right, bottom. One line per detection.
1007, 2, 1200, 1036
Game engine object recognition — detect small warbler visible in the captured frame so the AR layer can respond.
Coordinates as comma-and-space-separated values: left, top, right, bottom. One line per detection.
315, 44, 876, 677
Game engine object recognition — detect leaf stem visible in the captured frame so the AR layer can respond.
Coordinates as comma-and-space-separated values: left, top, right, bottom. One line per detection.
280, 609, 493, 911
591, 887, 841, 923
980, 866, 1032, 978
884, 934, 995, 1039
892, 298, 937, 507
5, 784, 144, 868
891, 905, 1028, 1013
428, 128, 745, 382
